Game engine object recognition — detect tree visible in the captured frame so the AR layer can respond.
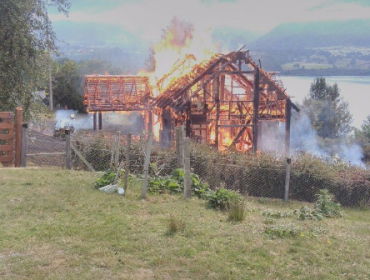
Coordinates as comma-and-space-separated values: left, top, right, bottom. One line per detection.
0, 0, 70, 119
303, 77, 353, 139
355, 116, 370, 162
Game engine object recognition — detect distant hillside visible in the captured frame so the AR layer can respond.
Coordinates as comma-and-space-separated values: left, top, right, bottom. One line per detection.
212, 27, 261, 51
52, 21, 147, 48
250, 19, 370, 50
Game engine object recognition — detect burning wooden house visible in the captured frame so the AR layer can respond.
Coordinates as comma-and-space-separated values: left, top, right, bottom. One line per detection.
83, 50, 298, 153
83, 75, 152, 130
153, 50, 299, 153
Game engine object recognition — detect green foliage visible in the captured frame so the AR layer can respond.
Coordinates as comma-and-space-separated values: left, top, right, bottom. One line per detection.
294, 189, 342, 220
314, 189, 342, 218
227, 196, 247, 222
265, 224, 301, 238
262, 209, 292, 218
294, 206, 323, 221
0, 0, 70, 119
148, 168, 210, 197
207, 188, 240, 210
167, 215, 186, 235
94, 171, 116, 189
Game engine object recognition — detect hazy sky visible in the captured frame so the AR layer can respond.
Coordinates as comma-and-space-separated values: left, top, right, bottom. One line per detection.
50, 0, 370, 42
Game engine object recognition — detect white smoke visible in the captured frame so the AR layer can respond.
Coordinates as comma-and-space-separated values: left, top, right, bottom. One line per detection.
291, 111, 363, 166
54, 110, 144, 134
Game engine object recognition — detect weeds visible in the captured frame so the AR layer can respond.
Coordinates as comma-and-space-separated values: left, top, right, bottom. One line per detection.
314, 189, 342, 218
227, 196, 247, 222
167, 215, 186, 235
265, 224, 301, 238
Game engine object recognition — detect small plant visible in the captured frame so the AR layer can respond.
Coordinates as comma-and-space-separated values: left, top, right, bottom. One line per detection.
314, 189, 342, 218
262, 209, 292, 218
294, 206, 323, 221
207, 188, 240, 210
263, 218, 276, 225
227, 196, 247, 222
167, 215, 185, 235
94, 170, 116, 189
265, 224, 301, 238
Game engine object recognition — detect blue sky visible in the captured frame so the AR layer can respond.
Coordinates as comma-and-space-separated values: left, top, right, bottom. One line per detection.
50, 0, 370, 43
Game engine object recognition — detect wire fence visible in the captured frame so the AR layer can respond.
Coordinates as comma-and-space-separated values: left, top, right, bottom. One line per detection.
19, 127, 370, 207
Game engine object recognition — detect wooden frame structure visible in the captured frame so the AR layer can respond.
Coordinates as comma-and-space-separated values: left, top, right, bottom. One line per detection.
83, 75, 152, 130
82, 51, 298, 153
153, 50, 299, 152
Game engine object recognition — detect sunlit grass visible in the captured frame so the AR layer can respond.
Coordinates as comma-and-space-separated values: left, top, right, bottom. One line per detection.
1, 168, 370, 279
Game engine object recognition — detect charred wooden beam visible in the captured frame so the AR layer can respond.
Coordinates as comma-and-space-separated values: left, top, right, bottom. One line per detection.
215, 75, 220, 150
285, 98, 292, 156
252, 68, 260, 154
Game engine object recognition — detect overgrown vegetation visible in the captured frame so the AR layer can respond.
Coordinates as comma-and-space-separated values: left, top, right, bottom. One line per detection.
2, 169, 370, 279
71, 131, 370, 207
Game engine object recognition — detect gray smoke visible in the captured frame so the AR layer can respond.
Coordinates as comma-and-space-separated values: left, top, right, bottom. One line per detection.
54, 110, 144, 134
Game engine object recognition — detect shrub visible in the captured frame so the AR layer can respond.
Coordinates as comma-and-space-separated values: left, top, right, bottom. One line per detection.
207, 188, 240, 210
94, 170, 116, 189
314, 189, 342, 218
294, 206, 323, 221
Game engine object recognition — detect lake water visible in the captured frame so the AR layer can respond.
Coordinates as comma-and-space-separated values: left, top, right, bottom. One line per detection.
280, 76, 370, 129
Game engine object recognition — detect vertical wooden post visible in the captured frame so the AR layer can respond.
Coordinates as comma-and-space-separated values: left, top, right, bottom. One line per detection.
220, 75, 225, 100
215, 75, 220, 150
142, 132, 153, 199
65, 129, 71, 170
98, 111, 103, 130
15, 107, 23, 167
21, 123, 28, 167
177, 125, 184, 168
114, 131, 121, 171
252, 68, 260, 154
124, 133, 132, 194
285, 99, 292, 157
184, 138, 191, 199
93, 112, 97, 130
284, 158, 291, 202
176, 127, 180, 167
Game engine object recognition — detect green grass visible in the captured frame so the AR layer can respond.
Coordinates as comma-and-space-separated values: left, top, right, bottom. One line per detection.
1, 169, 370, 279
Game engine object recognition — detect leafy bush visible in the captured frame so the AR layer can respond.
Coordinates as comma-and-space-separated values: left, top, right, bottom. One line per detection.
148, 168, 210, 197
294, 206, 323, 221
94, 170, 116, 189
314, 189, 342, 218
207, 188, 240, 210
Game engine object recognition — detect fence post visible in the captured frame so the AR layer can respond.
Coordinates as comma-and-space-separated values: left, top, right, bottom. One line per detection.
178, 125, 185, 168
184, 138, 191, 199
65, 129, 71, 170
114, 131, 121, 171
15, 107, 23, 167
284, 158, 291, 202
124, 133, 132, 194
142, 132, 153, 199
21, 123, 28, 167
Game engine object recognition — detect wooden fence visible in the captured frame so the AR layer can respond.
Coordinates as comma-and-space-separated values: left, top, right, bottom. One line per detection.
0, 108, 23, 167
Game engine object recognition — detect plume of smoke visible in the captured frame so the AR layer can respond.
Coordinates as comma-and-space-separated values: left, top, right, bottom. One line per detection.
54, 110, 144, 134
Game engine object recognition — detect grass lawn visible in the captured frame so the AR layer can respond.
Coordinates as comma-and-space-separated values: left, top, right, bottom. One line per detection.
1, 168, 370, 279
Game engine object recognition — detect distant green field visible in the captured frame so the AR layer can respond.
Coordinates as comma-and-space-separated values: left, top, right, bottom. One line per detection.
1, 168, 370, 279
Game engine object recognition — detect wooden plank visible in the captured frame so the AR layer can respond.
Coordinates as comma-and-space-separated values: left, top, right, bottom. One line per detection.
0, 112, 12, 118
0, 123, 14, 129
70, 143, 95, 172
0, 145, 13, 152
0, 156, 13, 163
0, 134, 14, 140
